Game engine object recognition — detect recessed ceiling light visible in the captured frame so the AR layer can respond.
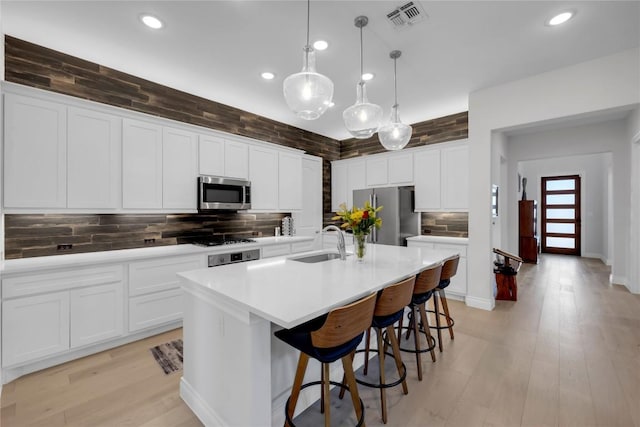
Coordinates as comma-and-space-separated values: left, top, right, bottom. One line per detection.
313, 40, 328, 51
362, 73, 374, 81
140, 14, 163, 29
261, 72, 275, 80
547, 11, 574, 26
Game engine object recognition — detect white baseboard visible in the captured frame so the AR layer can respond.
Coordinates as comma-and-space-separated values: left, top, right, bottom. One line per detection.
610, 274, 628, 286
465, 295, 495, 311
180, 378, 226, 427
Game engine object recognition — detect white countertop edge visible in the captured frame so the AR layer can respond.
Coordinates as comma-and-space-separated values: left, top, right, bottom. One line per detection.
0, 235, 315, 275
406, 235, 469, 244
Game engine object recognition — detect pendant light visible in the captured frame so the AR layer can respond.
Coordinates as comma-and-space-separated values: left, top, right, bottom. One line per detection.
378, 50, 412, 150
283, 0, 334, 120
343, 16, 383, 139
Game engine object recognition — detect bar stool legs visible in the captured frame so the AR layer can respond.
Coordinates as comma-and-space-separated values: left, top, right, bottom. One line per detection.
286, 353, 310, 427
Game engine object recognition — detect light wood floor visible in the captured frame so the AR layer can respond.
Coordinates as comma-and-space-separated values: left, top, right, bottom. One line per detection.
2, 254, 639, 427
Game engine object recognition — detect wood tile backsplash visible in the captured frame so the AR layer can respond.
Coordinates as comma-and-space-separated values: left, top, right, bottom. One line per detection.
420, 212, 469, 237
4, 213, 287, 259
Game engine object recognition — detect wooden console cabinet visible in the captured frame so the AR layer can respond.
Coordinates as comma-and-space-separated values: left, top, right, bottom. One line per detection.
519, 200, 538, 263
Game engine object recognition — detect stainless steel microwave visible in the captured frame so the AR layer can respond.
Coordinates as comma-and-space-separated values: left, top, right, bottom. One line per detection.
198, 176, 251, 211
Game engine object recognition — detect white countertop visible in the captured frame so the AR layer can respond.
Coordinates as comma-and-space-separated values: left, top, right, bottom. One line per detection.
0, 235, 315, 275
407, 235, 469, 244
178, 244, 459, 329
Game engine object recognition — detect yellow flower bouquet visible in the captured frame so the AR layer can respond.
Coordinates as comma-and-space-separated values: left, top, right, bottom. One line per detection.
332, 202, 383, 260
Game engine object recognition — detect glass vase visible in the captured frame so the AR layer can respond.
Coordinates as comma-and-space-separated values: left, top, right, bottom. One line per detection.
354, 233, 367, 263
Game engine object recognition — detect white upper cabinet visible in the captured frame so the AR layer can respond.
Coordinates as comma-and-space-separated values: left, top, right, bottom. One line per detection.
67, 107, 121, 209
249, 145, 279, 210
366, 156, 388, 187
331, 159, 365, 211
414, 142, 468, 211
3, 85, 305, 214
198, 134, 225, 176
225, 140, 249, 180
199, 135, 249, 180
122, 119, 163, 209
388, 153, 414, 185
331, 162, 348, 212
441, 145, 469, 210
278, 151, 303, 211
163, 127, 198, 209
414, 149, 441, 210
4, 94, 67, 208
332, 140, 468, 213
293, 156, 323, 237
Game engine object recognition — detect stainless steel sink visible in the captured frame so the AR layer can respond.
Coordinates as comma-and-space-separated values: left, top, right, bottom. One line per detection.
289, 252, 348, 263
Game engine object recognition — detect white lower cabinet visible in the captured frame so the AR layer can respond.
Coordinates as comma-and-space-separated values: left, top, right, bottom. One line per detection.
2, 291, 70, 367
70, 283, 124, 348
127, 255, 205, 332
1, 265, 125, 367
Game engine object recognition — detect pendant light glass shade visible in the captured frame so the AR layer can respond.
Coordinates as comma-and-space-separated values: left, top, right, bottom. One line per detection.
283, 0, 333, 120
378, 50, 412, 150
343, 80, 383, 139
283, 47, 334, 120
343, 16, 382, 139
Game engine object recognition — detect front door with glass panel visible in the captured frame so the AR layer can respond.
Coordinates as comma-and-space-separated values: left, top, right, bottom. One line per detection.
541, 175, 581, 255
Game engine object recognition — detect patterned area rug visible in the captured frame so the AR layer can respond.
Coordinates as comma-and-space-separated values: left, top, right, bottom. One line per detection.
150, 339, 183, 374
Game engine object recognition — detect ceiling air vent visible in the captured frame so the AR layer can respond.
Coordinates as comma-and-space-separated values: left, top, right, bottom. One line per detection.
386, 1, 427, 30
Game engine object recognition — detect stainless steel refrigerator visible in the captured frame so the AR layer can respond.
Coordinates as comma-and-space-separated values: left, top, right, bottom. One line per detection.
353, 186, 421, 246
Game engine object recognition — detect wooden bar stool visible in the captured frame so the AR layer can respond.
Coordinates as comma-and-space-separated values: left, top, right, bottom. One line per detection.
430, 255, 460, 352
395, 263, 443, 381
340, 276, 416, 424
274, 292, 377, 427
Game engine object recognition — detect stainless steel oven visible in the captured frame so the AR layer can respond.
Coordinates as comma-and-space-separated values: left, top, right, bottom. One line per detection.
207, 248, 260, 267
198, 175, 251, 211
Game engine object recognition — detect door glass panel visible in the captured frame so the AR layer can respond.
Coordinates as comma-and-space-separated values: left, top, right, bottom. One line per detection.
546, 237, 575, 249
546, 223, 575, 234
546, 208, 575, 219
546, 179, 575, 191
546, 194, 575, 205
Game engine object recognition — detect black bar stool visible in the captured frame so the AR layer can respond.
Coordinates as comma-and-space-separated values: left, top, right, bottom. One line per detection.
275, 293, 377, 427
394, 262, 443, 380
340, 276, 416, 424
430, 255, 460, 351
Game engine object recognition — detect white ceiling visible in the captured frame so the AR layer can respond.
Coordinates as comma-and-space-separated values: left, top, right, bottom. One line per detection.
2, 1, 639, 141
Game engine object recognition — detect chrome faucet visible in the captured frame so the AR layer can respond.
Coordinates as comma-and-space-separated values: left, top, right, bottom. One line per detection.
322, 225, 346, 260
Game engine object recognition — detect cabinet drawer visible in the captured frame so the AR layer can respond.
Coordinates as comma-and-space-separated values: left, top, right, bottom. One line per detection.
129, 288, 182, 332
129, 255, 204, 296
262, 244, 291, 258
2, 265, 123, 299
291, 240, 316, 253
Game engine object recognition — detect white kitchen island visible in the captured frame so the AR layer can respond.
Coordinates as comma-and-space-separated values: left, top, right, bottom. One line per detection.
177, 244, 458, 427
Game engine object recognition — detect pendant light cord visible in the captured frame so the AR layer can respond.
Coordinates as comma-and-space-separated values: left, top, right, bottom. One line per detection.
359, 25, 364, 82
393, 57, 398, 106
306, 0, 310, 47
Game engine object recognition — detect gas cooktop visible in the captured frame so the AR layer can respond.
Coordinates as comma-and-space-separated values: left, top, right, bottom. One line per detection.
192, 237, 256, 247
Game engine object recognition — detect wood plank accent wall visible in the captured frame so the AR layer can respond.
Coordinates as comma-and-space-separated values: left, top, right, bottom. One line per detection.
340, 111, 468, 159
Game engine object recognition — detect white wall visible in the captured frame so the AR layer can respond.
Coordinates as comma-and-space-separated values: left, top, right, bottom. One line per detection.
629, 108, 640, 293
468, 48, 640, 309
